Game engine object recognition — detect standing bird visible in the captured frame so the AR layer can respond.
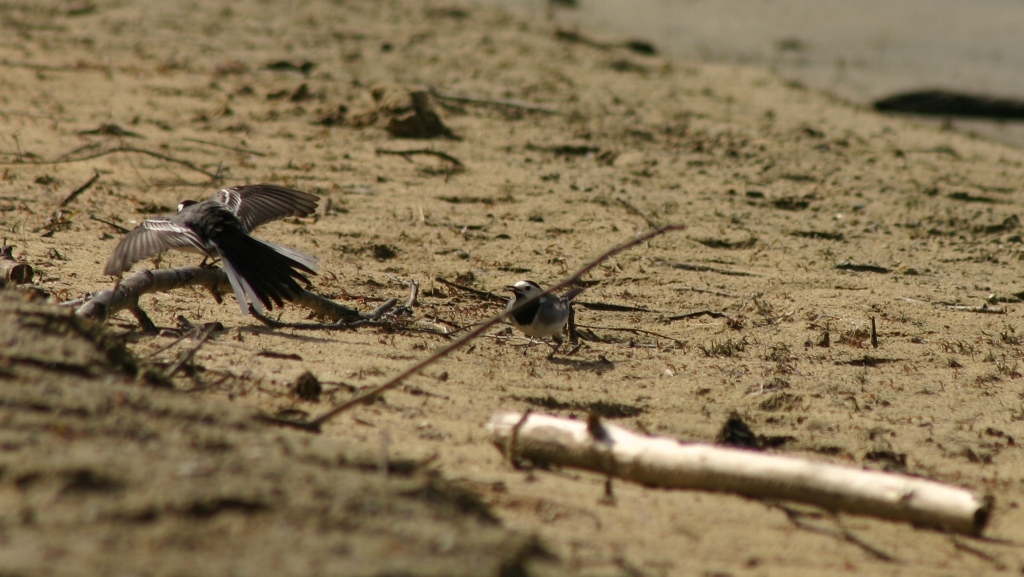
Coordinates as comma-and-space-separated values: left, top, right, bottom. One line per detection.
103, 184, 320, 315
505, 280, 584, 355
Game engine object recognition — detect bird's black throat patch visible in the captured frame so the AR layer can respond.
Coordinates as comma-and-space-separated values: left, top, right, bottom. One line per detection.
510, 297, 540, 326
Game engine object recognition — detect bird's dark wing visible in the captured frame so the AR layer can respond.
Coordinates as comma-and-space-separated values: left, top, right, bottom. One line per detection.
103, 218, 206, 276
214, 184, 319, 232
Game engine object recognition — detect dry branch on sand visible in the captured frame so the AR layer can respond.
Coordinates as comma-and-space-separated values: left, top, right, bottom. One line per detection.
487, 411, 991, 536
76, 266, 366, 331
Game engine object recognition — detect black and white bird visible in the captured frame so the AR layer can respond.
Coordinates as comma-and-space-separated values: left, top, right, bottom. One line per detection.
103, 184, 320, 315
505, 280, 584, 354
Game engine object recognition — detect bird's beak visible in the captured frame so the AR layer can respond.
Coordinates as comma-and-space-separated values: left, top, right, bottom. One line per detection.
504, 285, 517, 292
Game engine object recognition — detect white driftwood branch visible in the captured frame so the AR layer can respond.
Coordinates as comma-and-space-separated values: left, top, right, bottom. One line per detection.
487, 411, 990, 536
75, 266, 364, 324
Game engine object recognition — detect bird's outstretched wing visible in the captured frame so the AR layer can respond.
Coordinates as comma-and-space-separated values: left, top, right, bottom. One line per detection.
103, 218, 206, 276
214, 184, 319, 232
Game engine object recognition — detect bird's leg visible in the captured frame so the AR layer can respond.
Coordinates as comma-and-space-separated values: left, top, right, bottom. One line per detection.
546, 336, 563, 360
521, 336, 536, 356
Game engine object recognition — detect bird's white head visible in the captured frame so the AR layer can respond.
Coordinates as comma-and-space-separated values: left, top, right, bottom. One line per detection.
507, 280, 545, 299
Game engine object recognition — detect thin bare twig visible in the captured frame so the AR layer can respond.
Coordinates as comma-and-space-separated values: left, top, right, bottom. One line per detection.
575, 323, 683, 345
660, 261, 759, 277
666, 310, 729, 321
375, 148, 464, 169
428, 86, 563, 115
249, 298, 398, 330
422, 314, 462, 330
54, 142, 103, 162
769, 502, 896, 562
950, 536, 1006, 570
404, 280, 420, 308
435, 277, 506, 303
675, 286, 746, 298
59, 169, 100, 208
183, 137, 268, 157
944, 304, 1005, 314
575, 301, 656, 313
1, 145, 219, 179
0, 58, 109, 73
164, 324, 219, 377
506, 409, 533, 469
616, 197, 659, 229
89, 214, 131, 234
262, 224, 685, 432
146, 329, 201, 359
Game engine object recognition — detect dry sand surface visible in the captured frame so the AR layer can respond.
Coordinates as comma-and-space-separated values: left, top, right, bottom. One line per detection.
2, 0, 1024, 575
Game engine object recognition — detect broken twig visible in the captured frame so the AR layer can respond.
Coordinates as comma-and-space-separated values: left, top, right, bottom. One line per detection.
89, 214, 131, 234
675, 286, 745, 298
429, 86, 563, 116
2, 145, 219, 179
575, 301, 656, 313
375, 148, 464, 169
435, 277, 506, 303
58, 169, 100, 208
770, 503, 895, 562
404, 280, 420, 308
165, 324, 219, 377
575, 323, 682, 345
250, 298, 397, 330
661, 261, 759, 277
183, 137, 268, 157
945, 304, 1005, 314
616, 197, 659, 229
0, 245, 33, 286
666, 310, 728, 321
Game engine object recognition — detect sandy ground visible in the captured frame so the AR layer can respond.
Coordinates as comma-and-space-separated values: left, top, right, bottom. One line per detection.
3, 0, 1024, 575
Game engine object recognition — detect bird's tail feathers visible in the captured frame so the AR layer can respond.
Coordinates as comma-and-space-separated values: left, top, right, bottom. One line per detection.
213, 233, 315, 314
261, 240, 320, 273
220, 257, 264, 315
561, 287, 585, 302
